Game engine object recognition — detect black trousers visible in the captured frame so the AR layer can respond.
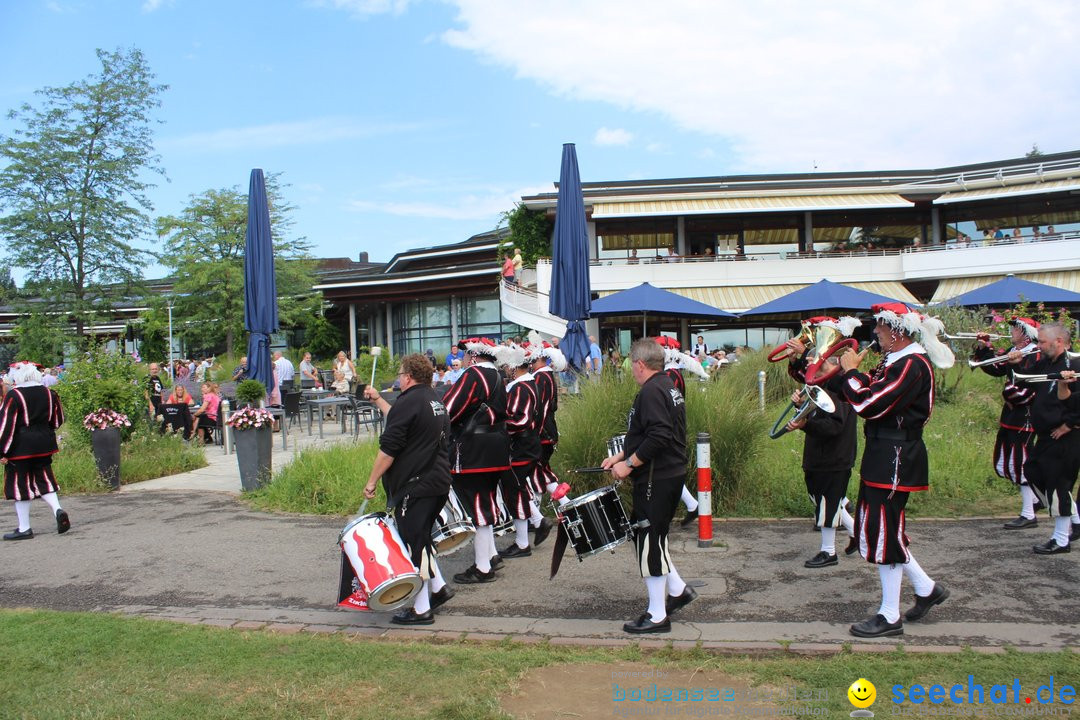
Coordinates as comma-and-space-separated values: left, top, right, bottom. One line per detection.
394, 493, 446, 579
631, 474, 682, 577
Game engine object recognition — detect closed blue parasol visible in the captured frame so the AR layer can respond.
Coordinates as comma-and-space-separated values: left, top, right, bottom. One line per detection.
936, 274, 1080, 307
547, 143, 592, 372
740, 279, 910, 316
244, 169, 279, 395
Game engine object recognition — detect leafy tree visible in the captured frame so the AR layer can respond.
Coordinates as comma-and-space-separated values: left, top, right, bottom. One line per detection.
305, 314, 344, 360
136, 298, 171, 366
1025, 143, 1044, 159
500, 203, 552, 264
0, 48, 167, 335
13, 308, 68, 367
0, 267, 15, 303
155, 175, 318, 356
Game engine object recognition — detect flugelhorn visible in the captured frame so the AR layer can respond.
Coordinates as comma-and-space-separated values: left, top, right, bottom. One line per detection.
968, 346, 1039, 368
769, 385, 836, 439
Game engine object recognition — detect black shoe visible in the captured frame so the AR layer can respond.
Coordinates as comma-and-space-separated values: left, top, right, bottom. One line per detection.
844, 536, 858, 556
390, 608, 434, 625
681, 508, 699, 527
849, 614, 903, 638
804, 551, 838, 569
430, 586, 455, 610
665, 586, 697, 615
623, 613, 671, 634
1003, 515, 1037, 530
1033, 497, 1045, 513
1033, 539, 1071, 555
1071, 524, 1080, 543
2, 528, 33, 541
499, 543, 532, 558
905, 583, 949, 621
55, 509, 70, 535
532, 517, 554, 547
489, 554, 504, 571
453, 565, 496, 584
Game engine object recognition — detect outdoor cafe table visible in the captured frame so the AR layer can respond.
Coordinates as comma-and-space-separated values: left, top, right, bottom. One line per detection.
305, 396, 352, 439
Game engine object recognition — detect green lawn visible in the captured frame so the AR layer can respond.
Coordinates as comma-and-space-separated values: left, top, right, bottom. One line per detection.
0, 610, 1075, 720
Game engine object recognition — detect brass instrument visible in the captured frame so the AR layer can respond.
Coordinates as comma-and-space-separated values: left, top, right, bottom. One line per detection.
1011, 371, 1067, 384
944, 331, 1006, 341
968, 346, 1039, 368
770, 385, 836, 439
767, 323, 815, 363
768, 319, 858, 385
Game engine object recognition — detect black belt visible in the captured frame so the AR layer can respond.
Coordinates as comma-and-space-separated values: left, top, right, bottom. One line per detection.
866, 427, 922, 441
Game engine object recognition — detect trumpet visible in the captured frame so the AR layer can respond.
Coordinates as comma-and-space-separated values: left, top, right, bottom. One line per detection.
769, 385, 836, 439
944, 331, 1006, 342
968, 346, 1039, 368
1011, 371, 1068, 384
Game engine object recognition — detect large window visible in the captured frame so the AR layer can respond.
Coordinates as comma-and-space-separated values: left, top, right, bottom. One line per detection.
457, 296, 524, 342
392, 299, 452, 357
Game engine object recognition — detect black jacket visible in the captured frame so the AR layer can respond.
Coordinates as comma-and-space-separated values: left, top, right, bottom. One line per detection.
378, 384, 451, 500
624, 372, 686, 481
1019, 351, 1080, 435
800, 385, 857, 472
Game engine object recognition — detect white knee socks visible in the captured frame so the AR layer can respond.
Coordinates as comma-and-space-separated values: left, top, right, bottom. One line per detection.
1020, 484, 1036, 519
529, 500, 543, 527
513, 519, 529, 549
14, 501, 30, 532
902, 553, 935, 597
665, 565, 687, 597
430, 558, 446, 593
645, 576, 667, 622
680, 486, 698, 512
412, 580, 431, 614
877, 563, 903, 623
40, 492, 61, 514
840, 505, 855, 535
1054, 516, 1071, 547
474, 526, 495, 572
546, 482, 569, 506
820, 526, 836, 555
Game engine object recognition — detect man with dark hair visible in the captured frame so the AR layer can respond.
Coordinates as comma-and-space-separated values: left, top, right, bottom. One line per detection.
1018, 323, 1080, 554
363, 353, 453, 624
602, 338, 694, 634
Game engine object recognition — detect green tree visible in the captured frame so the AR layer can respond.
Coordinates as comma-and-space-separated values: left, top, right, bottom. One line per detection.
305, 314, 344, 360
13, 308, 68, 367
155, 175, 318, 356
1025, 143, 1044, 158
136, 299, 171, 366
0, 48, 167, 336
500, 203, 552, 264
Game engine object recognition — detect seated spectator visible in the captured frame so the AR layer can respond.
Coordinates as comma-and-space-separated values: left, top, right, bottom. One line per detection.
192, 382, 220, 444
166, 384, 194, 406
331, 369, 350, 395
1032, 225, 1042, 240
445, 359, 464, 384
433, 368, 446, 385
1046, 225, 1061, 241
665, 246, 680, 262
232, 356, 249, 382
1013, 227, 1022, 241
627, 248, 639, 264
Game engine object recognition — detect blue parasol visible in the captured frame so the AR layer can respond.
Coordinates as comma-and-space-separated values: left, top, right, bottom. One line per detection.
243, 169, 279, 396
936, 274, 1080, 307
740, 279, 910, 316
547, 143, 592, 371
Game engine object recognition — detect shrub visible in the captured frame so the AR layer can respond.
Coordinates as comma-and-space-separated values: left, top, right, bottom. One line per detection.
246, 441, 385, 514
56, 346, 144, 440
235, 379, 266, 406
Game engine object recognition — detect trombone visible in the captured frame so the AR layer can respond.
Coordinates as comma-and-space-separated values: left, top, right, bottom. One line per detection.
769, 385, 836, 439
968, 346, 1039, 368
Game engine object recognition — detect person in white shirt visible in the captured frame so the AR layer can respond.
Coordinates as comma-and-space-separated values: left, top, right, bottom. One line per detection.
444, 359, 464, 384
273, 351, 296, 388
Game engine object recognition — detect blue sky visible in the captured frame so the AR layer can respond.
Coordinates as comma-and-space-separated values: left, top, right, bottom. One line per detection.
3, 1, 1079, 276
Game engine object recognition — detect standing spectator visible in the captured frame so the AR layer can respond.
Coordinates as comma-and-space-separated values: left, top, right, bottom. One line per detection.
992, 226, 1004, 241
691, 335, 708, 359
627, 248, 639, 264
232, 356, 248, 382
334, 351, 356, 388
273, 351, 295, 388
1046, 225, 1061, 241
1032, 226, 1043, 241
665, 247, 680, 262
512, 248, 523, 278
502, 252, 516, 285
424, 348, 438, 368
588, 335, 603, 375
175, 360, 190, 381
41, 368, 59, 388
1, 362, 69, 541
445, 344, 464, 369
1013, 227, 1023, 242
299, 352, 320, 387
145, 363, 164, 418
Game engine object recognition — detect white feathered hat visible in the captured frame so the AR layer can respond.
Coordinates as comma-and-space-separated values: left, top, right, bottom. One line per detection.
527, 341, 567, 372
497, 343, 529, 369
460, 336, 499, 359
872, 303, 955, 369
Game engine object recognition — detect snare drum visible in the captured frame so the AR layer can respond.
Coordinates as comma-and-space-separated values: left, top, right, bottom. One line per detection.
607, 434, 626, 458
493, 485, 514, 537
557, 485, 633, 560
338, 513, 422, 612
431, 488, 475, 555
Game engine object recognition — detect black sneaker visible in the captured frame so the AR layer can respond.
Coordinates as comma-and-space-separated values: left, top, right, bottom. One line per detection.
453, 565, 496, 584
499, 543, 532, 558
665, 586, 697, 615
532, 517, 554, 547
804, 551, 838, 569
2, 528, 33, 541
55, 509, 70, 535
390, 608, 434, 625
430, 586, 455, 610
905, 583, 950, 621
850, 614, 903, 638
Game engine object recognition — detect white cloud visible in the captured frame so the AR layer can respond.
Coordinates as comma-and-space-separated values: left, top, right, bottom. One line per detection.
160, 117, 426, 152
440, 1, 1080, 171
594, 127, 633, 146
308, 0, 411, 17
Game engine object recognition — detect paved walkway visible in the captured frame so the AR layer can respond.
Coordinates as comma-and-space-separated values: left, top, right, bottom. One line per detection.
2, 426, 1078, 652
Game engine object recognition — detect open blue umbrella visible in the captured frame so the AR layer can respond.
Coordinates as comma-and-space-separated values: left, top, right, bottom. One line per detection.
547, 144, 592, 371
936, 274, 1080, 307
590, 282, 735, 334
244, 169, 279, 396
740, 279, 911, 316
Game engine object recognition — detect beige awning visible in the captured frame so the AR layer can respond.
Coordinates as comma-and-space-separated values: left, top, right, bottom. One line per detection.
598, 282, 919, 314
934, 178, 1080, 204
593, 193, 914, 218
928, 271, 1080, 304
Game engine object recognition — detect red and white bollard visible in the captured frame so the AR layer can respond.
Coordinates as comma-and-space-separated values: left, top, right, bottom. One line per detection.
696, 432, 713, 547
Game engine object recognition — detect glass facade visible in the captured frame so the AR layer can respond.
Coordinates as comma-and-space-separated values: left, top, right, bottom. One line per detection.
390, 295, 524, 356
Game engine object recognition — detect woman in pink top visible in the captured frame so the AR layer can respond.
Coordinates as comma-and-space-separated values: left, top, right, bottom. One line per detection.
193, 382, 221, 443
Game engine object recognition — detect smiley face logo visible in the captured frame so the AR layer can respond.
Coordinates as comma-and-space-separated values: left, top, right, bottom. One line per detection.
848, 678, 876, 708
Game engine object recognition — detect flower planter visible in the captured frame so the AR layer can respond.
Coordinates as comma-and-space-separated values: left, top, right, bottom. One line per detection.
91, 427, 122, 490
234, 426, 272, 491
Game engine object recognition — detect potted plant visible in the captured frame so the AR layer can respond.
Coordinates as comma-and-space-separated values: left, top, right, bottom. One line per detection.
235, 379, 267, 408
228, 405, 274, 491
83, 409, 131, 490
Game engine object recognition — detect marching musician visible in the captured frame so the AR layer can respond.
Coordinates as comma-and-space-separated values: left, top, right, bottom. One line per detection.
601, 339, 695, 634
525, 342, 561, 542
1, 361, 70, 541
495, 344, 541, 558
363, 353, 453, 625
1016, 323, 1080, 554
441, 337, 511, 584
971, 317, 1043, 529
838, 303, 953, 638
655, 335, 707, 526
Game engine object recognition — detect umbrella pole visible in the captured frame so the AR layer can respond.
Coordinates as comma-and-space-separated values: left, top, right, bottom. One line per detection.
643, 311, 647, 337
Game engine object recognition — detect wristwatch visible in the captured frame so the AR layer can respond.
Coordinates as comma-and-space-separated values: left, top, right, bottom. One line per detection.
625, 456, 636, 468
